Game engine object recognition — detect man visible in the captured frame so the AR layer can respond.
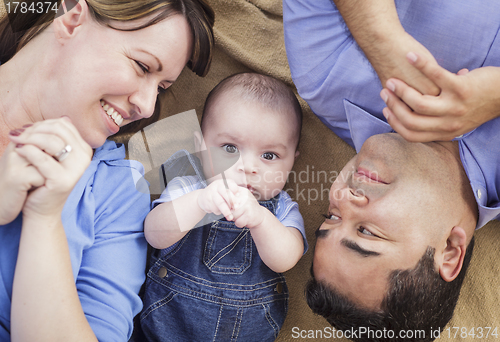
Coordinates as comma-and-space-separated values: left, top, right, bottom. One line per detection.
283, 0, 500, 339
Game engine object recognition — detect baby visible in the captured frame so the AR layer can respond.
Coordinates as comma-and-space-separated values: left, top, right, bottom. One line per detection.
139, 73, 307, 342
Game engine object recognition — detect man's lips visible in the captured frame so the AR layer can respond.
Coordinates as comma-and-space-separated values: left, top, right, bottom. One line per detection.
355, 167, 387, 184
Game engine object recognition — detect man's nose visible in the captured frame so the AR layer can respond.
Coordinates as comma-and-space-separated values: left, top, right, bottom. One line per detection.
333, 186, 368, 208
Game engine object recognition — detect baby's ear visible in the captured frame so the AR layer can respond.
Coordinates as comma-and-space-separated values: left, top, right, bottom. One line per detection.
194, 131, 205, 153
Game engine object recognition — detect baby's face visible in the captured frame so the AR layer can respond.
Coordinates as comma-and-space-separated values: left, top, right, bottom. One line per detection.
198, 98, 299, 201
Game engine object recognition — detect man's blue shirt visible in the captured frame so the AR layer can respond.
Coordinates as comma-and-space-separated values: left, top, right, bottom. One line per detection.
284, 0, 500, 228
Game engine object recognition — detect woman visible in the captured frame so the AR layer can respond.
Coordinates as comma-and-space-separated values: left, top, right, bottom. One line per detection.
0, 0, 214, 340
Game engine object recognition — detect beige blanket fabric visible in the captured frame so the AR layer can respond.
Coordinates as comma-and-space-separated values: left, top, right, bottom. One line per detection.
140, 1, 500, 341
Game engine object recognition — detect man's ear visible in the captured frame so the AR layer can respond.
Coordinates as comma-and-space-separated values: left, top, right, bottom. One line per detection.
438, 226, 467, 282
53, 0, 89, 41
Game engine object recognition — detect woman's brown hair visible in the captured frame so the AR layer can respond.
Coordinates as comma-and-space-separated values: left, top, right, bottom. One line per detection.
1, 0, 214, 76
0, 0, 214, 135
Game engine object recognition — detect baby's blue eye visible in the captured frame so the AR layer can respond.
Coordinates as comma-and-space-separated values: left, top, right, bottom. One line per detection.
262, 152, 278, 160
223, 144, 238, 154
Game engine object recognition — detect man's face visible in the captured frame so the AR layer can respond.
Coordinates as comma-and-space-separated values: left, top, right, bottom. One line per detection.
312, 133, 461, 310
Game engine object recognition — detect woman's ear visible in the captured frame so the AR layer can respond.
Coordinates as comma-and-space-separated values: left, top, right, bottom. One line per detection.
438, 226, 467, 282
53, 0, 89, 41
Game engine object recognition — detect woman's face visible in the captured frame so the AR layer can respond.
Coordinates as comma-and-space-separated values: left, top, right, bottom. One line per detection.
43, 11, 193, 148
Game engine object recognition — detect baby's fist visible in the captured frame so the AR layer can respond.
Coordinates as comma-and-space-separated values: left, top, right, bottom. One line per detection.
232, 187, 265, 228
197, 179, 238, 221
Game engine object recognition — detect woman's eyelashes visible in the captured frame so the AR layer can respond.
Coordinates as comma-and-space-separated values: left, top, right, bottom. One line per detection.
135, 60, 168, 94
135, 60, 149, 73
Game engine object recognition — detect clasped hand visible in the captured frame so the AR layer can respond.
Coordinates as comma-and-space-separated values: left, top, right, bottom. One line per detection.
380, 52, 500, 142
0, 117, 92, 224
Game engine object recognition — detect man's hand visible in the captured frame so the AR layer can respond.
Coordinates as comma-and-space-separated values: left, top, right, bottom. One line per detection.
367, 31, 440, 96
333, 0, 439, 96
380, 52, 500, 142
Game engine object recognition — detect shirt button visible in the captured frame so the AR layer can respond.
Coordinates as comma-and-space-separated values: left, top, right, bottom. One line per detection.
275, 282, 283, 294
158, 267, 168, 278
477, 189, 482, 199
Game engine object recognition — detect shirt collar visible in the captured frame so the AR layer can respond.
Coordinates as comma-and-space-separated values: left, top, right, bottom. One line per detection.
344, 99, 393, 153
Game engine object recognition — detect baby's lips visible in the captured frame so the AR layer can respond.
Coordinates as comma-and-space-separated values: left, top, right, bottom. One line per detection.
9, 128, 24, 136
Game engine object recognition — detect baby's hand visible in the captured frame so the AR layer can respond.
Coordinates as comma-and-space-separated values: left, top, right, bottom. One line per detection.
197, 179, 238, 221
231, 187, 265, 229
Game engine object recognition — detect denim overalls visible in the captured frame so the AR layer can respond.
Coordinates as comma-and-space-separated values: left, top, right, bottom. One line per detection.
139, 150, 288, 342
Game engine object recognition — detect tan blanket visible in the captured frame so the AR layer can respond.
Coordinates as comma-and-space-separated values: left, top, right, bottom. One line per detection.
144, 1, 500, 341
2, 1, 499, 341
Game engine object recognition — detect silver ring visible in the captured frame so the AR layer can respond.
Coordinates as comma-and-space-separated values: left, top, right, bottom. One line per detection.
54, 145, 72, 162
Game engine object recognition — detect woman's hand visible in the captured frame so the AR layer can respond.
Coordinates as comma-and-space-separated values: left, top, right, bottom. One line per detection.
380, 52, 500, 142
0, 143, 45, 225
9, 117, 96, 342
8, 117, 92, 220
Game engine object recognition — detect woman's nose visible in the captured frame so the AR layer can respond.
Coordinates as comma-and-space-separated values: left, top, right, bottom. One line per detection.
129, 82, 158, 119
